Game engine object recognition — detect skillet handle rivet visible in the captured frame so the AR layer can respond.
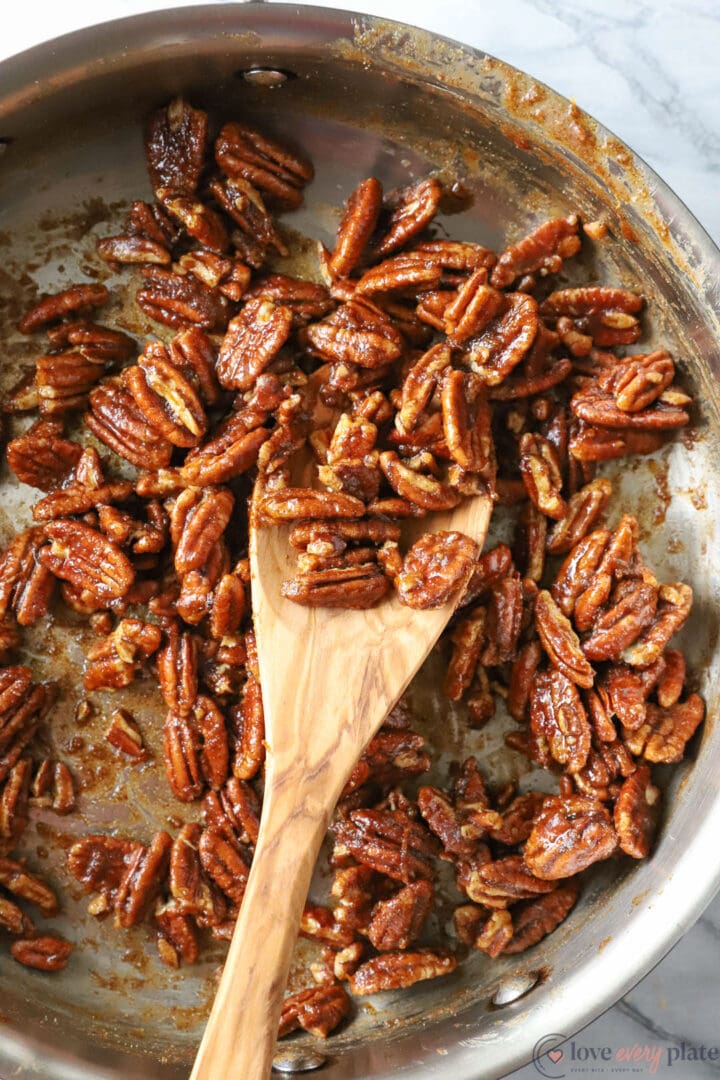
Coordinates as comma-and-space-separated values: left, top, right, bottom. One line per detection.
272, 1049, 328, 1073
241, 68, 290, 87
491, 971, 540, 1007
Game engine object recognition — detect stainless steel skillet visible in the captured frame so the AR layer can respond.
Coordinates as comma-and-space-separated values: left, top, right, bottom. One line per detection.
0, 5, 719, 1078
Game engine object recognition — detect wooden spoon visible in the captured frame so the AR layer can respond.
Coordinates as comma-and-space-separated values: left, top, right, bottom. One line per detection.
191, 491, 492, 1080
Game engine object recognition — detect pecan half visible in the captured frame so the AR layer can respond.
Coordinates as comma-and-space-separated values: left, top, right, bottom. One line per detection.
0, 528, 56, 625
306, 299, 403, 369
126, 346, 207, 447
396, 532, 479, 610
350, 948, 456, 995
278, 983, 351, 1038
231, 670, 265, 781
458, 854, 555, 908
145, 97, 207, 196
0, 856, 58, 915
215, 121, 313, 209
216, 298, 293, 391
0, 758, 31, 854
35, 350, 106, 415
524, 795, 618, 879
6, 419, 82, 491
137, 266, 230, 331
613, 766, 661, 858
68, 834, 143, 913
491, 216, 580, 289
329, 177, 383, 279
86, 376, 173, 470
529, 668, 591, 772
114, 831, 173, 928
373, 179, 442, 259
519, 433, 566, 520
623, 694, 704, 764
198, 827, 249, 905
535, 590, 595, 688
40, 520, 134, 605
333, 808, 438, 884
366, 880, 433, 951
19, 284, 110, 334
466, 293, 539, 386
503, 879, 579, 954
84, 619, 162, 691
171, 487, 234, 577
546, 478, 612, 554
11, 936, 73, 972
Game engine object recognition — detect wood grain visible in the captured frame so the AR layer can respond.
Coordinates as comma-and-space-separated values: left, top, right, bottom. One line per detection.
190, 492, 492, 1080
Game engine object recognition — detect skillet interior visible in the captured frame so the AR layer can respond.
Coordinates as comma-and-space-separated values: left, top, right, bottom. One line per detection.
0, 6, 719, 1078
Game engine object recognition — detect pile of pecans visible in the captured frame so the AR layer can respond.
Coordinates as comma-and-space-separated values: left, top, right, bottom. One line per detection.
0, 97, 703, 1041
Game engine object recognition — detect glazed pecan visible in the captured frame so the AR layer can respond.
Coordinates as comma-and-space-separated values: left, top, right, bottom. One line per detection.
396, 532, 479, 610
155, 903, 199, 967
571, 383, 689, 430
0, 856, 58, 915
19, 283, 110, 334
40, 520, 134, 605
366, 880, 433, 951
145, 97, 207, 196
278, 983, 351, 1038
126, 345, 207, 447
171, 486, 234, 577
11, 936, 73, 972
35, 350, 106, 415
622, 583, 692, 667
519, 432, 566, 519
0, 895, 33, 935
198, 827, 249, 905
106, 709, 146, 759
656, 649, 686, 708
0, 527, 56, 625
84, 619, 162, 691
535, 591, 594, 688
490, 216, 580, 289
581, 578, 659, 662
350, 948, 456, 994
181, 412, 271, 487
417, 785, 479, 858
45, 318, 134, 361
443, 273, 503, 345
507, 640, 543, 721
373, 178, 442, 258
343, 729, 430, 797
445, 609, 486, 702
503, 879, 579, 954
541, 286, 642, 348
209, 177, 287, 269
441, 369, 494, 475
333, 808, 439, 884
481, 577, 525, 665
137, 266, 230, 331
204, 778, 261, 848
546, 478, 612, 554
613, 766, 661, 858
328, 176, 383, 279
231, 669, 265, 781
164, 695, 229, 801
6, 419, 82, 491
487, 792, 546, 846
395, 343, 450, 433
282, 563, 389, 609
244, 274, 333, 328
215, 121, 314, 209
216, 298, 293, 391
457, 853, 554, 908
623, 694, 704, 764
114, 831, 173, 928
0, 758, 31, 855
465, 293, 539, 386
529, 668, 591, 772
261, 487, 365, 522
0, 680, 49, 782
601, 350, 675, 413
379, 452, 459, 511
86, 376, 173, 470
355, 252, 443, 297
169, 822, 226, 926
157, 189, 229, 253
524, 794, 618, 879
307, 298, 403, 369
29, 758, 74, 814
67, 834, 143, 914
97, 233, 171, 265
569, 422, 665, 462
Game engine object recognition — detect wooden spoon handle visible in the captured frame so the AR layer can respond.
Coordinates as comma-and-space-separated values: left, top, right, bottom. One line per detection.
190, 768, 337, 1080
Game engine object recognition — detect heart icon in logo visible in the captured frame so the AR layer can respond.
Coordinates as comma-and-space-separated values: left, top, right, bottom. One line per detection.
548, 1048, 564, 1064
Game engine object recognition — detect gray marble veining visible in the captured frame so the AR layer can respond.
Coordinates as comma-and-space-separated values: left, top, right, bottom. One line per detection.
1, 1, 719, 1077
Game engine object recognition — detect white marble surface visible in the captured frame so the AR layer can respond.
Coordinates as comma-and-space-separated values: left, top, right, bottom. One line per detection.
2, 2, 719, 1078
